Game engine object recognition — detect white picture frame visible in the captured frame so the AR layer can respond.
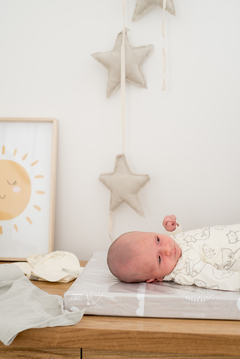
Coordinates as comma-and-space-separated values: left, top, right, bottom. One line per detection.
0, 118, 57, 261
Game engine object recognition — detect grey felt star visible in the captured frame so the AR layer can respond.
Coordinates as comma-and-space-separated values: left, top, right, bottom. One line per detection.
132, 0, 176, 21
92, 29, 154, 98
99, 154, 150, 217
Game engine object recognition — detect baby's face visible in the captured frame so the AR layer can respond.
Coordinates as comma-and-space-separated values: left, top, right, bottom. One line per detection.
130, 232, 182, 282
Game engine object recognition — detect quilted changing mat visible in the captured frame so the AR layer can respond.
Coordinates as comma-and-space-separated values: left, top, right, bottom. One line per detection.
64, 251, 240, 320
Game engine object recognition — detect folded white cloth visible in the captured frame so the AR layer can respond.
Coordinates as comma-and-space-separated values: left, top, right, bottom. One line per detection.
0, 264, 85, 346
14, 251, 83, 283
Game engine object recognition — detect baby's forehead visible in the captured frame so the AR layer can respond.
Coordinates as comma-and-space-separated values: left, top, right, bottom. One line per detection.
135, 231, 156, 237
125, 231, 156, 243
124, 231, 147, 239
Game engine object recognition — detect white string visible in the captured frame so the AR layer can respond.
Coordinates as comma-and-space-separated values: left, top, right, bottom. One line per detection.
162, 0, 167, 91
109, 0, 126, 242
109, 213, 113, 242
121, 0, 126, 153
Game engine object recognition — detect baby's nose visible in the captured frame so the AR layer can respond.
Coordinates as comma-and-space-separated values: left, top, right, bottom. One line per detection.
164, 244, 172, 256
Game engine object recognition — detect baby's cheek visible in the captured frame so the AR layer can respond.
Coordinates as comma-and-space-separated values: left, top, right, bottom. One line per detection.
13, 186, 21, 193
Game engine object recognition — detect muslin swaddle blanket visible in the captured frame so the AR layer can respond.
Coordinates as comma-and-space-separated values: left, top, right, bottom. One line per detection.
0, 264, 85, 346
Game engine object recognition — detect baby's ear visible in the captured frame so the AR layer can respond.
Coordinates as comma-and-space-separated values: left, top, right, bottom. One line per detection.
146, 278, 163, 283
146, 278, 156, 283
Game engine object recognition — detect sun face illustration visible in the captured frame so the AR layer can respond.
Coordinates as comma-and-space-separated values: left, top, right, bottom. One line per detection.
0, 145, 45, 234
0, 160, 31, 220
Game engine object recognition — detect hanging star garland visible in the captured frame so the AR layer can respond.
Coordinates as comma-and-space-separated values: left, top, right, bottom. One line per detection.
99, 154, 150, 217
92, 29, 154, 98
132, 0, 175, 21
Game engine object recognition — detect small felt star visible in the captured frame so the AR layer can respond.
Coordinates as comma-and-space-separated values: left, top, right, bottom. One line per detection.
92, 29, 154, 98
99, 154, 150, 217
132, 0, 176, 21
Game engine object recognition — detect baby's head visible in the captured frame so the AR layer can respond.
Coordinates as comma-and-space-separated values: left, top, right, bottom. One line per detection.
107, 231, 181, 283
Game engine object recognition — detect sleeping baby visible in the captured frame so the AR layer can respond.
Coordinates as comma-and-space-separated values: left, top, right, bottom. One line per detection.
107, 215, 240, 291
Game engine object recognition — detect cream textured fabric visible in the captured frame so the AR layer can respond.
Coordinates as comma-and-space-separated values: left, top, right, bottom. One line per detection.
0, 264, 84, 346
14, 251, 83, 283
99, 154, 150, 217
132, 0, 175, 21
164, 224, 240, 291
92, 29, 154, 98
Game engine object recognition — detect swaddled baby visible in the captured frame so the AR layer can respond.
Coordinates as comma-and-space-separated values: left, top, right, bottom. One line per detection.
107, 215, 240, 291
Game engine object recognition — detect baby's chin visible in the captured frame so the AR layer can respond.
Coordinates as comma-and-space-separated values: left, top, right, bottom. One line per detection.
174, 246, 182, 268
177, 245, 182, 260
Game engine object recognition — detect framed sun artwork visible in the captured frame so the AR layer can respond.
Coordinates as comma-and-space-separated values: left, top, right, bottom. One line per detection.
0, 118, 57, 261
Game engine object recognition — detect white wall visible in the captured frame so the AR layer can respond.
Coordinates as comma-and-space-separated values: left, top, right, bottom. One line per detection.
0, 0, 240, 260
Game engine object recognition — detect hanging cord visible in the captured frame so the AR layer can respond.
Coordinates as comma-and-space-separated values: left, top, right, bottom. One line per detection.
121, 0, 126, 153
162, 0, 167, 90
109, 213, 113, 242
109, 0, 126, 242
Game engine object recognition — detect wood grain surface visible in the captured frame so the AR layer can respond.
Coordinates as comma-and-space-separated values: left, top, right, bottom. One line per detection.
0, 348, 80, 359
83, 350, 240, 359
1, 313, 240, 355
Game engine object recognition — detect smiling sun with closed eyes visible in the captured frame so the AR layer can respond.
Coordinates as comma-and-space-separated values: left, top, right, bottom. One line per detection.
0, 145, 44, 234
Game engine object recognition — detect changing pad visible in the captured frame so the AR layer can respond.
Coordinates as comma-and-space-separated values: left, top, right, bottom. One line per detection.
64, 251, 240, 320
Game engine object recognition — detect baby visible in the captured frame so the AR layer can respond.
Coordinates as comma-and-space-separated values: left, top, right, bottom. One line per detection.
107, 215, 240, 291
